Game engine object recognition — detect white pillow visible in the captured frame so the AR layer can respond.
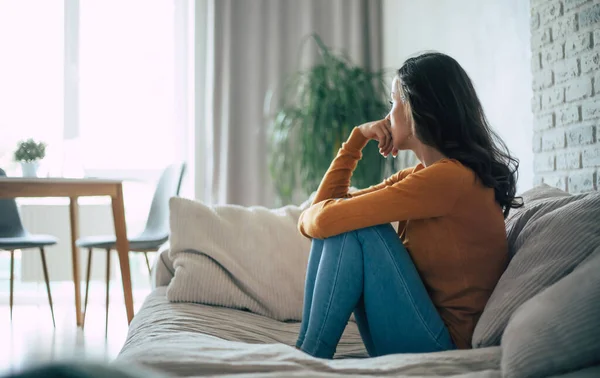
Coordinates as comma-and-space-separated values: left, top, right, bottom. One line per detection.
166, 197, 311, 321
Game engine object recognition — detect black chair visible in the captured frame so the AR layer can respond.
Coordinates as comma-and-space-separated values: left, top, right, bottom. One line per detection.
0, 168, 57, 327
76, 162, 185, 331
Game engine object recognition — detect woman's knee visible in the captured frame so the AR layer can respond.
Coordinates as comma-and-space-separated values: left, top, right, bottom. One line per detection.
322, 230, 356, 244
353, 224, 397, 239
321, 224, 396, 245
320, 231, 362, 257
351, 224, 405, 258
310, 238, 325, 249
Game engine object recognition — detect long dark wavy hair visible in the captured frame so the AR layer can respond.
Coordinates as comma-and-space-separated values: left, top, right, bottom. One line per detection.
397, 52, 523, 218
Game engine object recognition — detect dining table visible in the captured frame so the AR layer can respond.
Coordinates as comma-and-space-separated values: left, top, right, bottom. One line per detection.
0, 177, 134, 326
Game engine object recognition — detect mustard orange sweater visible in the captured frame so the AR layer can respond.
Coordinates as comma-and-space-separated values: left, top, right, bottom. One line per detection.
298, 127, 508, 349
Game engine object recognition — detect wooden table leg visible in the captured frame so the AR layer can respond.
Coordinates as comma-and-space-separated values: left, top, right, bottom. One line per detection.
111, 184, 134, 324
69, 196, 83, 326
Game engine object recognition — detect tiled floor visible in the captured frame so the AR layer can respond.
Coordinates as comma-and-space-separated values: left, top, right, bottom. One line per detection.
0, 282, 150, 376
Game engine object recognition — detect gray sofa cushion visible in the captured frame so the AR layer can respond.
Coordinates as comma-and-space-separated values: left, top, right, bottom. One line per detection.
503, 184, 572, 258
472, 190, 600, 347
501, 250, 600, 378
516, 183, 572, 203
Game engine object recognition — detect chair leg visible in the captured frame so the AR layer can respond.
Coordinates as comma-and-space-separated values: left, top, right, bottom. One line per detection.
105, 248, 111, 338
39, 247, 56, 328
9, 250, 14, 322
144, 252, 151, 276
82, 248, 93, 328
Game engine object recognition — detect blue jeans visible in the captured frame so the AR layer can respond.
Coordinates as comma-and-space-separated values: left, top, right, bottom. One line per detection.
296, 224, 455, 359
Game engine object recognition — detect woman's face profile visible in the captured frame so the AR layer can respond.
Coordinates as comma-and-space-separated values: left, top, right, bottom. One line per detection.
388, 77, 414, 150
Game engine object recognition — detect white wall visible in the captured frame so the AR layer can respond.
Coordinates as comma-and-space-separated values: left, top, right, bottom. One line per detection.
383, 0, 533, 191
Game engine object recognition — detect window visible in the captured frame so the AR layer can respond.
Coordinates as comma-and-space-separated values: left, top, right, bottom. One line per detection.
79, 0, 177, 172
0, 0, 189, 179
0, 0, 64, 174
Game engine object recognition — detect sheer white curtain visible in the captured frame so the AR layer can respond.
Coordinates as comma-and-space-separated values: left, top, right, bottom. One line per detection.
195, 0, 383, 207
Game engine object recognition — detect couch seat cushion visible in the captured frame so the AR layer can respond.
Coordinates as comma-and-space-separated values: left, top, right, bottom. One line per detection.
117, 288, 501, 377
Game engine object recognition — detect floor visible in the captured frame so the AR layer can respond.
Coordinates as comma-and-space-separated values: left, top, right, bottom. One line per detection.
0, 282, 150, 376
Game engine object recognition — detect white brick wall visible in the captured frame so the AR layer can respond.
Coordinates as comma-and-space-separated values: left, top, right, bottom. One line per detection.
556, 150, 581, 169
565, 76, 593, 100
531, 0, 600, 193
567, 123, 596, 145
554, 57, 579, 82
552, 13, 578, 40
542, 128, 567, 150
582, 98, 600, 119
556, 105, 580, 124
581, 51, 600, 73
533, 68, 555, 89
542, 85, 565, 107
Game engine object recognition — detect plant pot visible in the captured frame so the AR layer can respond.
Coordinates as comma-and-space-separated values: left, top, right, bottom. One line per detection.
21, 161, 40, 177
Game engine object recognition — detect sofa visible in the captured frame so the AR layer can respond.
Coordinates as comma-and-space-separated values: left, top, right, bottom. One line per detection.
115, 185, 600, 377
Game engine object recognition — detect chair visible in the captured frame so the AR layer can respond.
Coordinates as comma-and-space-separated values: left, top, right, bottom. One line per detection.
76, 162, 186, 331
0, 168, 57, 327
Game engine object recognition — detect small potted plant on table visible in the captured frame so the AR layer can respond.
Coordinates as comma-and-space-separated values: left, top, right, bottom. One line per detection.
14, 139, 47, 177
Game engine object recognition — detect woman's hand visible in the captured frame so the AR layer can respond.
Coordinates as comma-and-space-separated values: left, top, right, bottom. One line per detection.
358, 118, 397, 157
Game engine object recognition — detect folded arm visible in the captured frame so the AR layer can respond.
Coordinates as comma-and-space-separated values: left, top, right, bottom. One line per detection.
310, 126, 413, 198
299, 161, 468, 239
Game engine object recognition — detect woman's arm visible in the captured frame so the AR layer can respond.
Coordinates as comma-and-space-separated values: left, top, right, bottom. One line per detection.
299, 160, 469, 239
310, 119, 400, 204
351, 166, 415, 197
309, 127, 370, 204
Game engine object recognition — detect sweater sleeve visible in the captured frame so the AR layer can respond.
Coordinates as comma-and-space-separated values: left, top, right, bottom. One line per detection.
298, 160, 468, 239
309, 126, 415, 202
351, 166, 415, 197
309, 127, 370, 204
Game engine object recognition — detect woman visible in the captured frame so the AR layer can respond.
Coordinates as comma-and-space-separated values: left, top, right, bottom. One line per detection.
295, 52, 522, 359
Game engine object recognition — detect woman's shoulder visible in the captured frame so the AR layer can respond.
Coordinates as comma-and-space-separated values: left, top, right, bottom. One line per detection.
398, 159, 474, 193
414, 158, 472, 177
407, 159, 476, 191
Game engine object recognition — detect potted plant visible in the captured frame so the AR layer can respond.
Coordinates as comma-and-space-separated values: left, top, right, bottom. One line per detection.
14, 138, 47, 177
268, 35, 415, 204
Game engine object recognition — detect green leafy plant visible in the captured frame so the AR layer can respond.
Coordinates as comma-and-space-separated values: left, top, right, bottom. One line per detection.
14, 139, 47, 163
268, 35, 402, 203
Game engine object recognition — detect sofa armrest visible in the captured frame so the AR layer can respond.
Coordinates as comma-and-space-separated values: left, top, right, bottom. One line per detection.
151, 242, 175, 288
